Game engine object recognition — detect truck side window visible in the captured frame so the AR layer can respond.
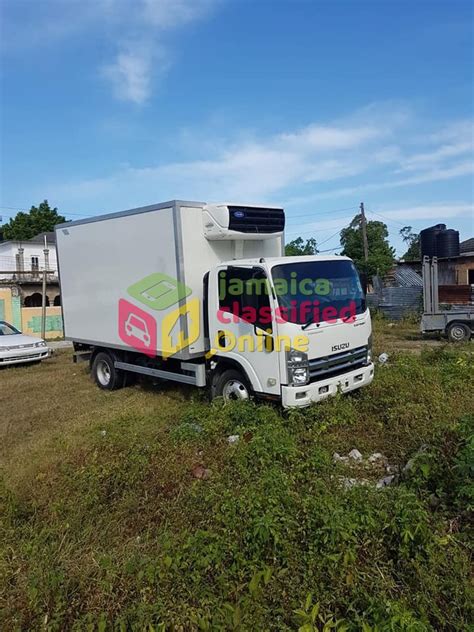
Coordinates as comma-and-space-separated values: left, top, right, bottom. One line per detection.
219, 267, 272, 332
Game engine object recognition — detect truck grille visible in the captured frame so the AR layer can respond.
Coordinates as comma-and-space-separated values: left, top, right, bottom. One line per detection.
309, 345, 368, 382
228, 206, 285, 234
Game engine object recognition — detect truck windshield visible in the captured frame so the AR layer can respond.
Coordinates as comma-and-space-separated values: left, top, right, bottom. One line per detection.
271, 260, 365, 325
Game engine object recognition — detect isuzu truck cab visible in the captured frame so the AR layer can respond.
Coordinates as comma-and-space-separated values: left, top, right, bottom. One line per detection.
56, 200, 374, 407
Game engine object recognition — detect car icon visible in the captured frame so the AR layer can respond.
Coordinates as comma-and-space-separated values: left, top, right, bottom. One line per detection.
125, 313, 151, 347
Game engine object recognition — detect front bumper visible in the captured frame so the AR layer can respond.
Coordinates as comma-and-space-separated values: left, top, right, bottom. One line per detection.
0, 347, 50, 366
281, 362, 374, 408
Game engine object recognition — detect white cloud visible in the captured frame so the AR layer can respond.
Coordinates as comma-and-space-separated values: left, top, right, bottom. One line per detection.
142, 0, 218, 28
287, 159, 474, 205
47, 107, 474, 227
53, 115, 393, 202
102, 44, 170, 104
397, 141, 473, 172
376, 203, 473, 222
2, 0, 220, 103
100, 0, 219, 103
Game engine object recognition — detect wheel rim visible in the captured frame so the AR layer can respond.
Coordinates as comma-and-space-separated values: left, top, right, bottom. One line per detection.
450, 325, 467, 341
97, 360, 112, 386
222, 379, 249, 401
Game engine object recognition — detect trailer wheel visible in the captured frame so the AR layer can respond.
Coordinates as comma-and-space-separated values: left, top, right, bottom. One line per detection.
446, 322, 471, 343
91, 352, 124, 390
211, 368, 251, 402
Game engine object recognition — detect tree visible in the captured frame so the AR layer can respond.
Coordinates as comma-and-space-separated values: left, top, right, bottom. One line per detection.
340, 214, 395, 278
399, 226, 421, 261
2, 201, 66, 240
285, 237, 318, 256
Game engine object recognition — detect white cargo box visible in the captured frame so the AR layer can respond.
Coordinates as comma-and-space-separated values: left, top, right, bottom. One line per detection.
56, 200, 284, 360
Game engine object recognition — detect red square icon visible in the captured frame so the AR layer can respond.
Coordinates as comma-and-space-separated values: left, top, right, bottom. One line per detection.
118, 299, 157, 357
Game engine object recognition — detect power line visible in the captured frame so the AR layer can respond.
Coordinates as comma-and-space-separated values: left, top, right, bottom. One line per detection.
317, 228, 343, 248
366, 209, 407, 228
318, 245, 341, 253
0, 205, 90, 218
286, 222, 347, 237
285, 205, 358, 220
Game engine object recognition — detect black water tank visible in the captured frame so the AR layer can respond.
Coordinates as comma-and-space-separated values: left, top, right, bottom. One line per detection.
437, 229, 460, 258
420, 224, 446, 258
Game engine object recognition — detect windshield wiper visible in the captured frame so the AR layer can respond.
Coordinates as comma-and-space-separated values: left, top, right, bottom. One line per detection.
302, 316, 316, 330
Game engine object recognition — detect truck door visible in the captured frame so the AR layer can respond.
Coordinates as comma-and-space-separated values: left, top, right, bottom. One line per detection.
207, 265, 281, 396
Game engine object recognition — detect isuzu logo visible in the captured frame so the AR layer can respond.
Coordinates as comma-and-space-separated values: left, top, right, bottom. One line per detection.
233, 210, 245, 218
332, 342, 350, 352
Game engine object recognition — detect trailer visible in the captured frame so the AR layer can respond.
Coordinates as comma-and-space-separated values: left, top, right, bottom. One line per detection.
56, 200, 374, 407
421, 256, 473, 342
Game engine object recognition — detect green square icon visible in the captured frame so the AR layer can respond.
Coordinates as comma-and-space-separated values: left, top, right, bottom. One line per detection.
127, 273, 191, 311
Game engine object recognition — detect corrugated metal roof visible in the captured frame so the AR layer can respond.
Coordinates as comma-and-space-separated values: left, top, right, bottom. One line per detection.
393, 266, 423, 287
460, 238, 474, 255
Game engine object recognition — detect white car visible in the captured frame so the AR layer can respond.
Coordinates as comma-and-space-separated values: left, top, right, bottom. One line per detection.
0, 320, 50, 366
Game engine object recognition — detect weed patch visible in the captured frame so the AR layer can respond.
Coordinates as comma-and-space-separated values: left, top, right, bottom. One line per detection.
0, 323, 472, 630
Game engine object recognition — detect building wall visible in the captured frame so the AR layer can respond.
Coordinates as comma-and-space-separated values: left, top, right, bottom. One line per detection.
0, 286, 63, 339
22, 307, 63, 338
0, 241, 58, 275
452, 259, 474, 285
398, 256, 474, 286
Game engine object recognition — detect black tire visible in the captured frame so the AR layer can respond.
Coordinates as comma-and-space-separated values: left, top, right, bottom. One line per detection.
91, 351, 124, 390
211, 368, 252, 402
446, 322, 471, 343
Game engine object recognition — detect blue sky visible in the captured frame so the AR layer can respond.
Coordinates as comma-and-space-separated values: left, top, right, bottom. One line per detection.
1, 0, 473, 255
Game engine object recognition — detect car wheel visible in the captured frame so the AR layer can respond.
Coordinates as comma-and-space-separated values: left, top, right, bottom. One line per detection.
211, 368, 251, 402
446, 322, 471, 343
91, 351, 124, 390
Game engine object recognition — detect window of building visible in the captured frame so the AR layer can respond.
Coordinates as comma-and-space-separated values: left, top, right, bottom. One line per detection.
31, 256, 39, 272
24, 293, 49, 307
468, 269, 474, 285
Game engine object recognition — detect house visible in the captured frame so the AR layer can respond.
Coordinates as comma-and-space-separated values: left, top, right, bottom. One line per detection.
397, 237, 474, 287
0, 231, 63, 338
0, 231, 61, 306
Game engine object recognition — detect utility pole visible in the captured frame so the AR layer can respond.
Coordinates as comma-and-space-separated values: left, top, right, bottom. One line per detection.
360, 202, 369, 266
41, 235, 48, 339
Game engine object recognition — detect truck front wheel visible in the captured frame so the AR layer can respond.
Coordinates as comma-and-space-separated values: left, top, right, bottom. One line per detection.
91, 351, 124, 390
211, 368, 251, 402
446, 322, 471, 343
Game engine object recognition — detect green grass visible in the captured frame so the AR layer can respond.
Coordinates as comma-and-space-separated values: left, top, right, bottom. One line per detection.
0, 324, 473, 630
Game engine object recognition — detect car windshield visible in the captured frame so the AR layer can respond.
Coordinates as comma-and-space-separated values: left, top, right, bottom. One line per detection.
0, 321, 21, 335
271, 259, 366, 325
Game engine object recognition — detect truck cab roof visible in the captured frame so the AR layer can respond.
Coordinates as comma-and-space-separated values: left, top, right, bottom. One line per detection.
219, 254, 351, 268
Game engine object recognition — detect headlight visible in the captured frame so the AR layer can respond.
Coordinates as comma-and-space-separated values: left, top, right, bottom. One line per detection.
287, 349, 309, 386
34, 341, 47, 348
367, 333, 373, 364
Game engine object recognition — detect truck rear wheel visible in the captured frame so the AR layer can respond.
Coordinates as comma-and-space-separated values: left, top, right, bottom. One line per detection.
212, 368, 251, 402
446, 322, 471, 343
91, 351, 124, 390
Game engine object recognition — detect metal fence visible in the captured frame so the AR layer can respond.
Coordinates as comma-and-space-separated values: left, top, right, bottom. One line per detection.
367, 285, 423, 320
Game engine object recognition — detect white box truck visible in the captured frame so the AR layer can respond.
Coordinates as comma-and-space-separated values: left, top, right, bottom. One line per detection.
56, 200, 374, 407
